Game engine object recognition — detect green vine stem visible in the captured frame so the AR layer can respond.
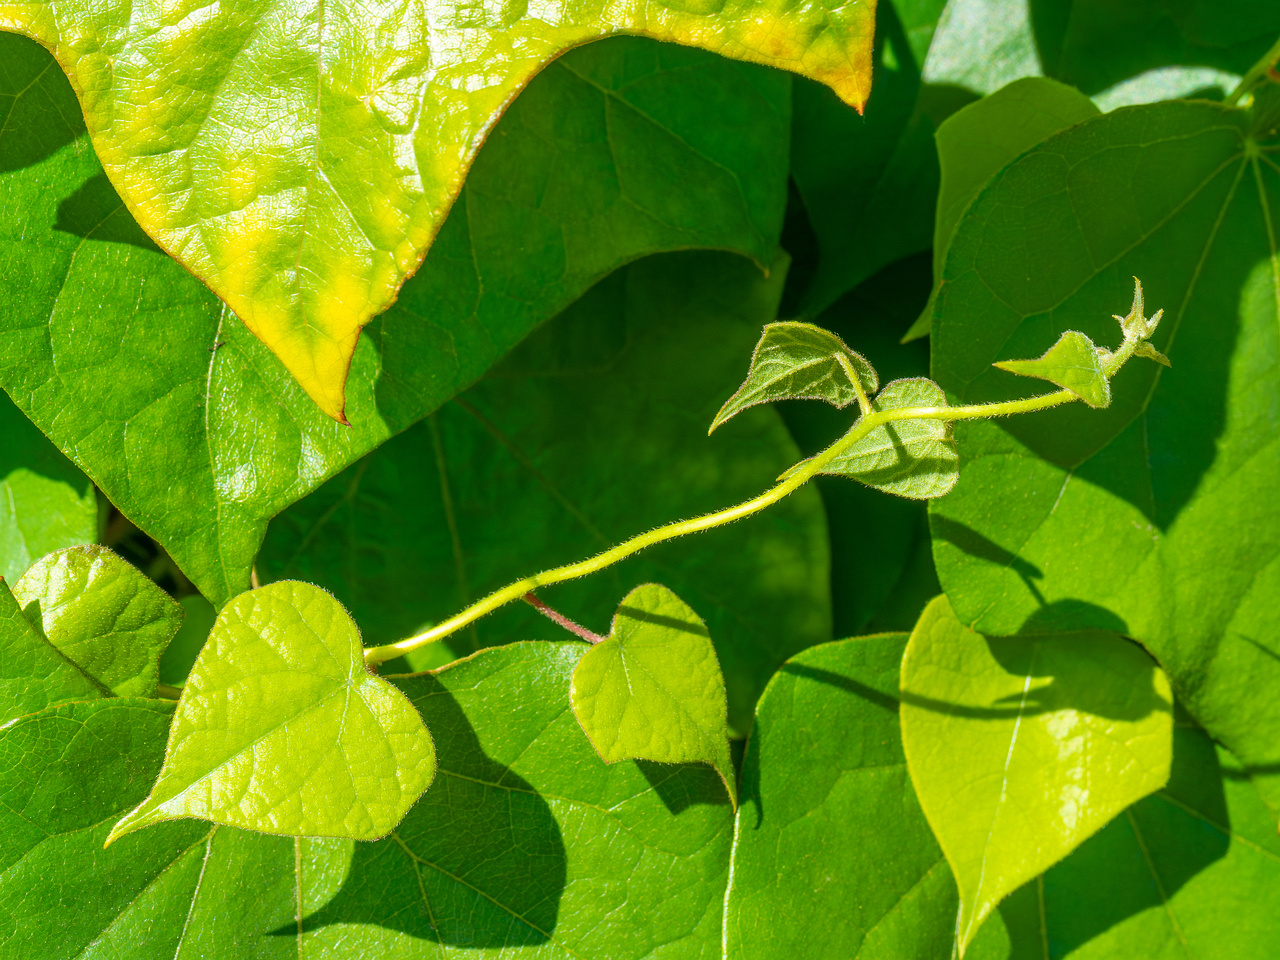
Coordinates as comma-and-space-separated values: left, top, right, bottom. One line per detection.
1228, 31, 1280, 106
364, 386, 1085, 666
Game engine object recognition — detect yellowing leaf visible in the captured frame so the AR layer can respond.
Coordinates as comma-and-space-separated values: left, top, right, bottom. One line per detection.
109, 581, 434, 843
0, 0, 877, 420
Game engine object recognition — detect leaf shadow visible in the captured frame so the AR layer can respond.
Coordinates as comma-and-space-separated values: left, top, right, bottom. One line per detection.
929, 515, 1047, 603
0, 35, 85, 174
54, 174, 161, 252
636, 759, 732, 816
293, 684, 566, 947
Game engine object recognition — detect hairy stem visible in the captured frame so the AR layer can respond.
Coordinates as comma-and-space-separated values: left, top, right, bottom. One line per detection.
1229, 32, 1280, 106
524, 593, 607, 644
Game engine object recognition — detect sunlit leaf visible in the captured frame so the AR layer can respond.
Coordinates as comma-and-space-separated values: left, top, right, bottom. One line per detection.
109, 581, 435, 842
900, 596, 1174, 953
993, 330, 1111, 408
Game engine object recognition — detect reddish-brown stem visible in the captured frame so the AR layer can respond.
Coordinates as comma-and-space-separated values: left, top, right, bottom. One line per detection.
523, 592, 606, 644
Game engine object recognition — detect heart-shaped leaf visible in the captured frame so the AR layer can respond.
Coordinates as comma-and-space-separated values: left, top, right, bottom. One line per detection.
108, 581, 434, 842
14, 545, 183, 698
823, 377, 959, 499
993, 329, 1111, 408
900, 596, 1174, 953
0, 1, 877, 420
571, 583, 735, 804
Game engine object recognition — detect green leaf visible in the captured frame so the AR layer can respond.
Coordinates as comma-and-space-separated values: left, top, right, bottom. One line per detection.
571, 583, 735, 804
822, 377, 959, 499
14, 545, 182, 698
976, 724, 1280, 958
928, 99, 1280, 812
993, 330, 1111, 408
259, 251, 832, 734
725, 632, 962, 959
904, 77, 1099, 341
0, 696, 299, 960
711, 320, 879, 432
157, 594, 216, 688
0, 576, 102, 724
0, 389, 96, 582
0, 33, 795, 606
900, 596, 1174, 953
0, 0, 876, 419
109, 580, 435, 842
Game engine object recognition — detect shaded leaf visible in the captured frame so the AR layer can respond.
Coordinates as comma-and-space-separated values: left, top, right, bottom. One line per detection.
993, 330, 1111, 408
0, 576, 101, 725
109, 581, 434, 842
900, 596, 1174, 953
0, 33, 795, 607
571, 584, 734, 804
0, 0, 877, 418
259, 251, 832, 735
823, 377, 959, 499
928, 99, 1280, 811
725, 632, 962, 959
0, 389, 96, 584
711, 320, 878, 432
157, 594, 216, 688
14, 545, 182, 698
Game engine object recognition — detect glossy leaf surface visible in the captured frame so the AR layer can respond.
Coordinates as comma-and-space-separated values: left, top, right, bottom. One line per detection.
725, 632, 961, 959
14, 545, 182, 698
823, 377, 959, 499
0, 390, 96, 583
0, 33, 793, 606
711, 320, 878, 432
260, 252, 832, 733
0, 576, 101, 723
928, 99, 1280, 810
571, 583, 735, 803
993, 330, 1111, 408
110, 581, 435, 842
0, 0, 876, 418
900, 597, 1174, 952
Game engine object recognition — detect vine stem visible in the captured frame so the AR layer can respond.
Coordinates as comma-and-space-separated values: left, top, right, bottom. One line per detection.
1228, 32, 1280, 106
363, 386, 1075, 666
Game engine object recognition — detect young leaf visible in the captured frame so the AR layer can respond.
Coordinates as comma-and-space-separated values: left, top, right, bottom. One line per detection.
14, 545, 183, 698
0, 33, 795, 607
725, 633, 962, 959
993, 330, 1111, 408
822, 377, 959, 499
0, 577, 102, 724
0, 0, 877, 420
0, 390, 97, 583
928, 99, 1280, 812
108, 581, 435, 843
711, 321, 879, 432
571, 584, 735, 805
900, 597, 1174, 954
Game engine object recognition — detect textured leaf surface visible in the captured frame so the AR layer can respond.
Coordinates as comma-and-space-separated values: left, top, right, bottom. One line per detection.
0, 0, 876, 418
928, 100, 1280, 810
823, 377, 959, 499
0, 33, 793, 606
0, 390, 96, 583
725, 633, 961, 960
711, 320, 878, 432
0, 576, 101, 724
0, 696, 299, 960
976, 724, 1280, 959
571, 584, 734, 803
110, 581, 434, 841
993, 330, 1111, 408
260, 251, 832, 733
900, 597, 1174, 952
14, 545, 182, 698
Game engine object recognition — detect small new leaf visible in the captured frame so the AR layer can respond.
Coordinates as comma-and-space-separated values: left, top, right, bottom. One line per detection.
1115, 276, 1164, 342
710, 322, 879, 433
108, 581, 435, 843
822, 378, 959, 499
993, 330, 1112, 408
14, 545, 183, 698
571, 584, 736, 805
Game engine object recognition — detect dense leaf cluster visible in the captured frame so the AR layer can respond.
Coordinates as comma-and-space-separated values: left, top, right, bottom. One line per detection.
2, 0, 1279, 957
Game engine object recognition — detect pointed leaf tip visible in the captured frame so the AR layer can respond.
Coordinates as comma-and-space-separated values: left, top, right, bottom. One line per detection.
570, 584, 736, 806
108, 581, 434, 844
711, 321, 878, 433
994, 330, 1112, 408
